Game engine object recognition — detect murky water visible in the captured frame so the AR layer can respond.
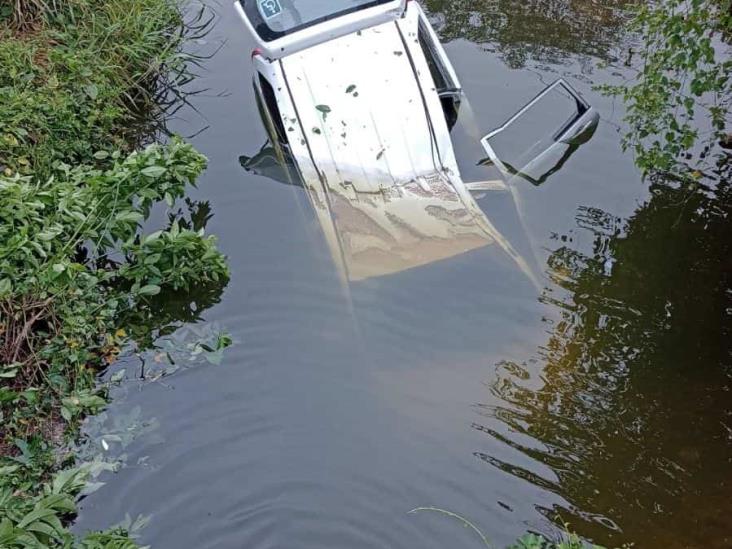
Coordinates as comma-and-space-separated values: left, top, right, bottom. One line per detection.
74, 1, 732, 548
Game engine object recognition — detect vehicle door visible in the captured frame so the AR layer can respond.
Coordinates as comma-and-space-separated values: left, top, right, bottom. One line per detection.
480, 79, 599, 186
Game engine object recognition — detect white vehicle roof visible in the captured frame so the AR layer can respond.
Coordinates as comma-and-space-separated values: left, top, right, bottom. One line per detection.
254, 3, 459, 190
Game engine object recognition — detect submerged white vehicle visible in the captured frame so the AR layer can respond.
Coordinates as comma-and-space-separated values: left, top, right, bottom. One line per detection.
235, 0, 599, 281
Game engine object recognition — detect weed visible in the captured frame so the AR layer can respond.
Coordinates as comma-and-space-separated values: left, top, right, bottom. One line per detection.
410, 507, 612, 549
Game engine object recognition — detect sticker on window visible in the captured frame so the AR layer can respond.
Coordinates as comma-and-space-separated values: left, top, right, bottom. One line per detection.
258, 0, 282, 19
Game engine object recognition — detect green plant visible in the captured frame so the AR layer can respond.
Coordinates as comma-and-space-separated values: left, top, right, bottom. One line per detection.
0, 0, 226, 546
600, 0, 732, 177
0, 465, 148, 547
0, 138, 227, 450
0, 0, 211, 177
0, 139, 227, 548
507, 532, 606, 549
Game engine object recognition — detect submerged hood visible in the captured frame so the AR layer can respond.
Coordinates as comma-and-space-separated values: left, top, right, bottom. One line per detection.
324, 174, 494, 280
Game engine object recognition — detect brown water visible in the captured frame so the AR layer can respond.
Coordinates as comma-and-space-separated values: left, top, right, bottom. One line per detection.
73, 1, 732, 548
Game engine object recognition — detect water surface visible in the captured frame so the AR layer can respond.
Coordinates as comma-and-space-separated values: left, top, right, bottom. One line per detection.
74, 1, 731, 547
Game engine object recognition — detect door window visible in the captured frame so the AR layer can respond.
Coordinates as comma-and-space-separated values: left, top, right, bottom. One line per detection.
481, 79, 599, 185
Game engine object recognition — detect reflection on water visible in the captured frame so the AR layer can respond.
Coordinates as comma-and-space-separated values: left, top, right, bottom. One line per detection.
424, 0, 636, 68
478, 157, 732, 547
119, 197, 229, 351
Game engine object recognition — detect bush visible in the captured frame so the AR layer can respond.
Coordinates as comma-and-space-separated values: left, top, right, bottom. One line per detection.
0, 465, 144, 547
0, 0, 227, 545
0, 138, 228, 464
0, 0, 203, 177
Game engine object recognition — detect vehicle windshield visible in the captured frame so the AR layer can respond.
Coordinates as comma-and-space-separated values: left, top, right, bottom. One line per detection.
240, 0, 393, 41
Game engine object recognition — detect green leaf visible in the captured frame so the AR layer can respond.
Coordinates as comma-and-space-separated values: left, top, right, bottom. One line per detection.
110, 369, 126, 383
144, 230, 163, 244
25, 520, 58, 539
0, 518, 13, 538
17, 508, 57, 529
137, 284, 161, 296
84, 83, 99, 100
0, 465, 19, 475
51, 467, 85, 495
115, 211, 144, 223
60, 406, 72, 422
141, 165, 166, 178
38, 226, 62, 241
0, 388, 18, 403
0, 278, 11, 296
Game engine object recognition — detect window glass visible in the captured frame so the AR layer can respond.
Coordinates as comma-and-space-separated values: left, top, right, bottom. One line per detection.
241, 0, 394, 41
484, 86, 588, 185
417, 20, 450, 92
258, 74, 288, 144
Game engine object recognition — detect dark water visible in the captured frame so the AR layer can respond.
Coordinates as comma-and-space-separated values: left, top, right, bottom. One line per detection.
74, 1, 732, 548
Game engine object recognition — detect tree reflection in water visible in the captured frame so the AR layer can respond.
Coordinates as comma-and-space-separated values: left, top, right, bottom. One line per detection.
477, 156, 732, 548
423, 0, 636, 68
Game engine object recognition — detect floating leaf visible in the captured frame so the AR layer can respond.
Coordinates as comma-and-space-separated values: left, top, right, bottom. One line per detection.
315, 104, 331, 120
110, 369, 126, 383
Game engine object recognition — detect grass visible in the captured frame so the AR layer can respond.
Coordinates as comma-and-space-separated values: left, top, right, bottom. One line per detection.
0, 0, 228, 546
0, 0, 210, 177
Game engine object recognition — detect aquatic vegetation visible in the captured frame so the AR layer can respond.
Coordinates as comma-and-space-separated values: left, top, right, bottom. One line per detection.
506, 533, 605, 549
